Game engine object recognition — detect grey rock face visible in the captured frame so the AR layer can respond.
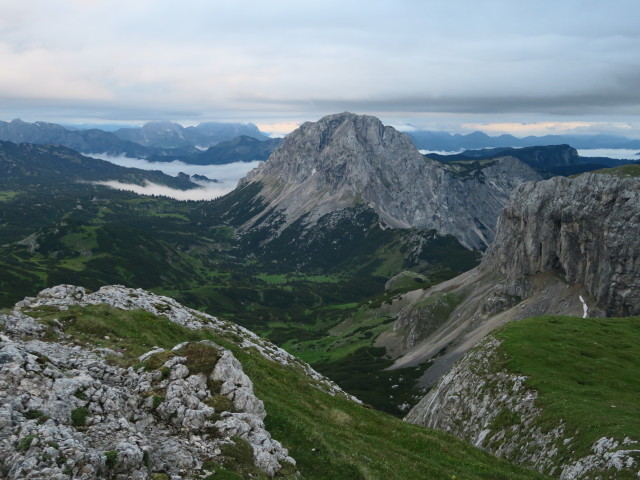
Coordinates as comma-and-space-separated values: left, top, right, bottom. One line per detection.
483, 173, 640, 316
387, 172, 640, 390
392, 292, 460, 350
0, 284, 360, 479
241, 112, 543, 250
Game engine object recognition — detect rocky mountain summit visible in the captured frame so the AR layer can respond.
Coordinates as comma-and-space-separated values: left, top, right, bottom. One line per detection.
0, 285, 357, 479
239, 112, 543, 250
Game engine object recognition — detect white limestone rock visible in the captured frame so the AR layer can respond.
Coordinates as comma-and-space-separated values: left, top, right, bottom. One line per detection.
0, 285, 317, 479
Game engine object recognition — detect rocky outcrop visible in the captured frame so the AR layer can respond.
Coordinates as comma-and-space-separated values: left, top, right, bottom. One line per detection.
484, 173, 640, 316
239, 112, 543, 250
0, 285, 358, 479
383, 172, 640, 388
405, 336, 640, 479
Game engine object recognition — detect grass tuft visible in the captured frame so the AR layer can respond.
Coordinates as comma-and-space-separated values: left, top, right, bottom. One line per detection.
70, 406, 90, 428
104, 450, 118, 469
175, 342, 221, 375
16, 434, 38, 451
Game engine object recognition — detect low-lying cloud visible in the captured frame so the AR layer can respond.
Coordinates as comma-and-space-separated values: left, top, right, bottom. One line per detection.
88, 154, 261, 200
93, 180, 234, 201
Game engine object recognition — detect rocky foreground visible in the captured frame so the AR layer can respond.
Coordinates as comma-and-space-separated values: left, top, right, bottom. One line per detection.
0, 285, 356, 479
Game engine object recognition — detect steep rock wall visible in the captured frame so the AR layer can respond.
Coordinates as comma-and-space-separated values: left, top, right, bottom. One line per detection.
387, 172, 640, 386
484, 174, 640, 316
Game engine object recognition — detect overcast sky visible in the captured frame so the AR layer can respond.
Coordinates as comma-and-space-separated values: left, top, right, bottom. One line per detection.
2, 0, 640, 137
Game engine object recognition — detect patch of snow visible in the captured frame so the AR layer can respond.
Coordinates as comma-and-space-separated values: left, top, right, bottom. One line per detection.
579, 295, 589, 318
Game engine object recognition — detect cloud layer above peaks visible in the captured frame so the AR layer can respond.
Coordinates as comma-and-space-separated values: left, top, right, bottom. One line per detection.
1, 0, 640, 132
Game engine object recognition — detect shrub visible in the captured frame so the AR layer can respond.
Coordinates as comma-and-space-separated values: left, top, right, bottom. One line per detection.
71, 406, 90, 427
25, 409, 46, 420
104, 450, 118, 469
16, 434, 38, 451
152, 395, 164, 409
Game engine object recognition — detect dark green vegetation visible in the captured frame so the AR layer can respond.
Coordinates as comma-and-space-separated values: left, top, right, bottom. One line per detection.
104, 450, 118, 469
29, 304, 548, 480
312, 346, 429, 413
70, 407, 90, 428
0, 144, 480, 414
495, 316, 640, 461
16, 435, 39, 452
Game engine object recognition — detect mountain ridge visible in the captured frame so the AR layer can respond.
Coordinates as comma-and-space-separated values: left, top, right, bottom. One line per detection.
0, 140, 197, 189
407, 129, 640, 151
114, 120, 268, 149
0, 119, 272, 162
237, 112, 544, 250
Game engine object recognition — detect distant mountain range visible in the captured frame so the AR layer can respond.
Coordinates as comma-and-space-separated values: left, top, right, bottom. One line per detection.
0, 119, 152, 158
112, 120, 268, 149
3, 117, 640, 167
147, 135, 283, 165
406, 129, 640, 151
0, 119, 275, 163
426, 144, 638, 176
0, 140, 197, 189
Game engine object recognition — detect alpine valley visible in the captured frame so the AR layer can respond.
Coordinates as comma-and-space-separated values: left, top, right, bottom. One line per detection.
1, 112, 639, 479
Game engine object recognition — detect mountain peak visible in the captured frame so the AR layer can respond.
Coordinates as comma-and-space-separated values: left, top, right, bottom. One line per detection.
237, 113, 543, 250
257, 111, 418, 178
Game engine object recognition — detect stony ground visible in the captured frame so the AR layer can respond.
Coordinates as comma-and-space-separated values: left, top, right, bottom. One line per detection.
0, 284, 357, 479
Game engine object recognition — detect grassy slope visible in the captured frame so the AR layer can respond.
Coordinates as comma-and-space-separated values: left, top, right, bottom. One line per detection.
24, 304, 548, 480
591, 164, 640, 178
496, 316, 640, 460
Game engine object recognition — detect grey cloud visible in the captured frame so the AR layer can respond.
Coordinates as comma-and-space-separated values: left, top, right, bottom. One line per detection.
246, 90, 640, 116
2, 0, 640, 135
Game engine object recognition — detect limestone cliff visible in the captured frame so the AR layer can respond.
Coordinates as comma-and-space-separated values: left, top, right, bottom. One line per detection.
239, 112, 543, 250
381, 172, 640, 387
483, 173, 640, 316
